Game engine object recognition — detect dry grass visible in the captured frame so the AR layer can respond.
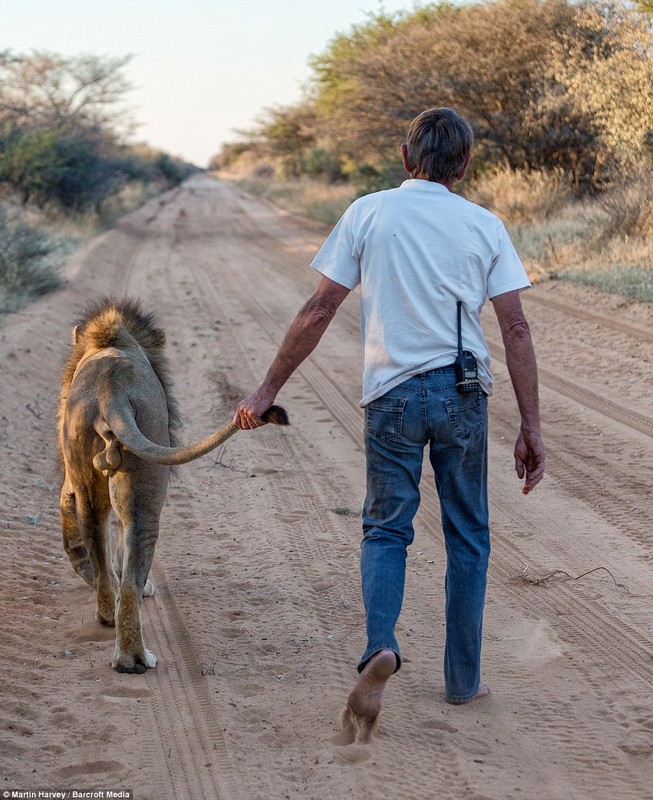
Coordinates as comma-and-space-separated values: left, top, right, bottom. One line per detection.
596, 173, 653, 241
221, 173, 356, 227
98, 180, 165, 228
463, 167, 572, 225
501, 176, 653, 301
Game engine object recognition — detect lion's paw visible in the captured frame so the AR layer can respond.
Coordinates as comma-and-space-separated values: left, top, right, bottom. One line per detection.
112, 649, 157, 674
143, 579, 156, 597
95, 603, 116, 627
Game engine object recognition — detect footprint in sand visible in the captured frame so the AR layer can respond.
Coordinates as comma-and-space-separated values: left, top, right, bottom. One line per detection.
56, 760, 124, 779
419, 719, 458, 733
332, 743, 372, 764
618, 713, 653, 757
100, 686, 152, 700
279, 510, 310, 524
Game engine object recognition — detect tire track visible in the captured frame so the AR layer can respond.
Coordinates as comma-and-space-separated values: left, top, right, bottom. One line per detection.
491, 390, 653, 553
140, 562, 236, 800
457, 455, 652, 687
394, 469, 653, 800
523, 288, 653, 344
171, 249, 382, 796
117, 191, 182, 298
486, 339, 653, 439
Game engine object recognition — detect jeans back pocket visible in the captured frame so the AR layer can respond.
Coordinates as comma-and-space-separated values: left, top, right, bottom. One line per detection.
365, 397, 407, 441
444, 393, 485, 440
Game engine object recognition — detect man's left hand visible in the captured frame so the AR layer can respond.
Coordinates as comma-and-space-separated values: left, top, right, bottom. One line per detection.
515, 428, 545, 494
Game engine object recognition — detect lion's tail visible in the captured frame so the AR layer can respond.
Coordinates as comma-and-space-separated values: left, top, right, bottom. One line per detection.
94, 406, 289, 470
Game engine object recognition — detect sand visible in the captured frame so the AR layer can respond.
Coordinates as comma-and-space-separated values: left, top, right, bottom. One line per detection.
1, 174, 652, 800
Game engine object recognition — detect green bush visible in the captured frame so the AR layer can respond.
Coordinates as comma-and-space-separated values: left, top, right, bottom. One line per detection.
0, 126, 122, 210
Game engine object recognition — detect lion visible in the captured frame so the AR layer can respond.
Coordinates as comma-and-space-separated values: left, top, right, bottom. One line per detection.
57, 298, 288, 673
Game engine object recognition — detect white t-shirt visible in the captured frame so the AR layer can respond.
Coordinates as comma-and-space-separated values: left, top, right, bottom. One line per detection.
311, 179, 530, 406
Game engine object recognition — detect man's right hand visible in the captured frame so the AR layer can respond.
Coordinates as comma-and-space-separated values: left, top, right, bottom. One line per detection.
233, 388, 276, 430
232, 276, 350, 431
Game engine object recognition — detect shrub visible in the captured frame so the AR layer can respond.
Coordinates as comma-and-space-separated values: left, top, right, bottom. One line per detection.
0, 203, 64, 312
0, 127, 124, 211
301, 147, 344, 183
464, 167, 572, 224
597, 171, 653, 240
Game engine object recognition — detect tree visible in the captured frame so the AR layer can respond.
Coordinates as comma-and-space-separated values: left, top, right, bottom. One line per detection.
308, 1, 588, 169
0, 51, 198, 209
219, 0, 653, 192
307, 7, 412, 163
543, 1, 653, 179
0, 126, 125, 209
237, 103, 318, 178
305, 0, 653, 191
0, 51, 134, 135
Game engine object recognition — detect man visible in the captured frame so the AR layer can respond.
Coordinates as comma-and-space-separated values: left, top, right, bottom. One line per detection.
234, 107, 545, 742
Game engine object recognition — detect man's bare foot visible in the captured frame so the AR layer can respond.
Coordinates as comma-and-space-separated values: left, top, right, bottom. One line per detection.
446, 682, 490, 705
339, 649, 397, 744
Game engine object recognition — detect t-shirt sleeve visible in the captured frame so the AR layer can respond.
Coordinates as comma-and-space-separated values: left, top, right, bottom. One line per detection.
487, 220, 531, 299
310, 203, 361, 290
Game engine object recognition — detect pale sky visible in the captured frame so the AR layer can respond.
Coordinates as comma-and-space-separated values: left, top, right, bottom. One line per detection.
2, 0, 427, 167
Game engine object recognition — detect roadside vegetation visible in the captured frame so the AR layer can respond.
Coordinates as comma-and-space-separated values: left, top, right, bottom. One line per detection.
0, 50, 198, 314
214, 0, 653, 302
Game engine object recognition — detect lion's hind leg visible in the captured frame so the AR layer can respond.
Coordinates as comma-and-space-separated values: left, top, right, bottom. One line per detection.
108, 452, 167, 674
73, 488, 118, 626
112, 584, 157, 673
111, 578, 158, 672
111, 528, 155, 598
60, 482, 94, 587
110, 510, 161, 673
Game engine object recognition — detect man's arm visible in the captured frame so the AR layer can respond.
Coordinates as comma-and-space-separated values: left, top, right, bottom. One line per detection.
233, 275, 351, 430
491, 290, 545, 494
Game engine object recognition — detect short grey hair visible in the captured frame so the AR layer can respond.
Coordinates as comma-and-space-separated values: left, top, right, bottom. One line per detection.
404, 107, 474, 184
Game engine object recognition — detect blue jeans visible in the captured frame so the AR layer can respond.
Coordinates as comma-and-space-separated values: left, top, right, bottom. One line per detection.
359, 366, 489, 703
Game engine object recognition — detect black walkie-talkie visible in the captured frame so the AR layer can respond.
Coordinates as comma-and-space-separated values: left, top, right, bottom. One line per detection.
455, 301, 480, 393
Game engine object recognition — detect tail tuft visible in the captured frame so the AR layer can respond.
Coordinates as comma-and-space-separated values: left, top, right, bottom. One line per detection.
262, 405, 290, 426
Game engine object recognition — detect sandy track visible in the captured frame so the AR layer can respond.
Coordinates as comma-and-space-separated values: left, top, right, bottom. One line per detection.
1, 175, 652, 799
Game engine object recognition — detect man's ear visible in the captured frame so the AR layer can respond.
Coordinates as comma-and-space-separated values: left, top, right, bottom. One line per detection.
401, 143, 412, 176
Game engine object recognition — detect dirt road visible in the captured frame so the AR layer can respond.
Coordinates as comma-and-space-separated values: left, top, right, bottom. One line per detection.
1, 174, 652, 800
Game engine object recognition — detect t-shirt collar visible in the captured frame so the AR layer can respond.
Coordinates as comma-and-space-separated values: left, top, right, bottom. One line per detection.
400, 178, 450, 192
